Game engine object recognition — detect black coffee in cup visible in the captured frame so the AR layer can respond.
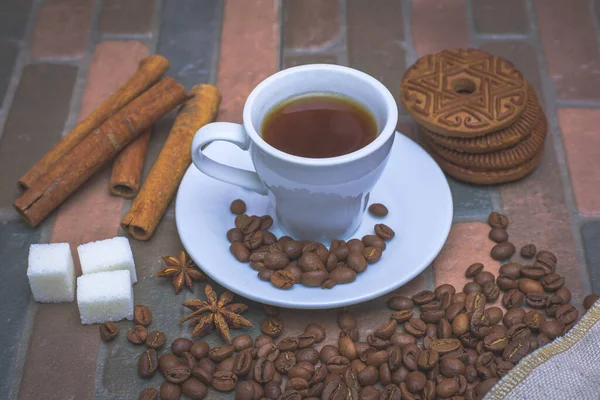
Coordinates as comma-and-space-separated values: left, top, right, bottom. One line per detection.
261, 93, 377, 158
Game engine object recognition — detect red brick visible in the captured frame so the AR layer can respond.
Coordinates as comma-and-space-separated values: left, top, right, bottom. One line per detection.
283, 0, 340, 49
99, 0, 154, 34
473, 0, 529, 34
558, 108, 600, 215
500, 135, 585, 303
18, 304, 98, 400
30, 0, 95, 58
347, 0, 406, 116
433, 222, 501, 297
535, 0, 600, 101
216, 0, 279, 124
283, 53, 338, 69
412, 0, 469, 57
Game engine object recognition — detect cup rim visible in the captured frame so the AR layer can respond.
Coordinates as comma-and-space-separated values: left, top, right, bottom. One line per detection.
242, 64, 399, 167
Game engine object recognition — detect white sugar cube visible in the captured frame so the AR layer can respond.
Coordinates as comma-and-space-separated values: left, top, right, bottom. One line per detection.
77, 237, 137, 284
27, 243, 75, 303
77, 270, 133, 324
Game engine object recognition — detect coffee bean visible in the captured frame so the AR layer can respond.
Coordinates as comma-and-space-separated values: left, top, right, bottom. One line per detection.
180, 377, 208, 400
525, 292, 548, 309
412, 290, 435, 305
165, 362, 191, 384
363, 247, 382, 263
473, 272, 495, 287
502, 307, 525, 328
584, 293, 600, 310
211, 370, 238, 391
258, 269, 272, 281
502, 289, 524, 309
555, 304, 578, 325
244, 231, 264, 250
390, 309, 413, 323
337, 335, 356, 361
497, 275, 518, 291
375, 224, 395, 240
483, 330, 508, 353
485, 307, 503, 325
170, 338, 193, 356
555, 287, 572, 304
284, 264, 303, 283
536, 250, 557, 267
293, 348, 317, 365
482, 282, 500, 302
160, 380, 182, 400
540, 273, 565, 292
401, 344, 421, 371
260, 316, 283, 338
546, 295, 564, 317
488, 212, 509, 229
451, 313, 469, 337
367, 334, 390, 350
417, 349, 439, 371
453, 292, 467, 304
346, 253, 368, 273
329, 240, 349, 261
357, 365, 379, 386
521, 265, 546, 280
263, 381, 282, 399
387, 295, 414, 310
227, 228, 244, 243
403, 318, 427, 337
99, 321, 119, 342
265, 251, 290, 270
305, 323, 326, 342
463, 283, 483, 297
231, 242, 251, 262
134, 305, 152, 326
488, 227, 508, 243
128, 325, 148, 345
421, 310, 445, 324
502, 339, 530, 363
465, 292, 486, 313
405, 371, 426, 393
518, 278, 543, 294
429, 338, 461, 355
523, 310, 545, 331
298, 252, 325, 272
138, 348, 159, 378
321, 278, 337, 289
445, 302, 465, 322
327, 355, 351, 373
369, 203, 388, 217
330, 267, 357, 284
421, 300, 442, 312
490, 242, 515, 260
259, 215, 273, 231
320, 345, 340, 364
230, 199, 246, 215
465, 263, 484, 278
270, 270, 295, 289
434, 284, 456, 301
138, 388, 158, 400
520, 244, 537, 259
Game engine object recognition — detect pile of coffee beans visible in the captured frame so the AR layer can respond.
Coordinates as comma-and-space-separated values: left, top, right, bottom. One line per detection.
227, 199, 394, 290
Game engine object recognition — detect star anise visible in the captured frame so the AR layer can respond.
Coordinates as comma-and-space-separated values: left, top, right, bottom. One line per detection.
156, 250, 206, 294
179, 284, 253, 342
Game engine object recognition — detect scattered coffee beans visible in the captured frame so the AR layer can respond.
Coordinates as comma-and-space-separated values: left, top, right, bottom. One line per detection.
128, 325, 148, 345
584, 294, 599, 310
230, 199, 247, 215
134, 305, 152, 326
368, 203, 388, 217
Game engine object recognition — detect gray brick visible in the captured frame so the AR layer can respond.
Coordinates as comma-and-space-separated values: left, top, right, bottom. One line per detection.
0, 0, 34, 40
582, 222, 600, 294
480, 42, 546, 111
347, 0, 406, 115
0, 64, 77, 209
473, 0, 529, 34
0, 220, 40, 394
283, 53, 339, 69
0, 40, 19, 107
448, 178, 493, 219
157, 0, 222, 89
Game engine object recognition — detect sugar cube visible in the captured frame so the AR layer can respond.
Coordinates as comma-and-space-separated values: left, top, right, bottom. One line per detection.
77, 237, 137, 283
27, 243, 75, 303
77, 270, 134, 324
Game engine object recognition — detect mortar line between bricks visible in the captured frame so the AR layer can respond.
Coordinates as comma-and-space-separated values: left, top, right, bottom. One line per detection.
555, 99, 600, 108
525, 0, 593, 298
99, 33, 153, 41
208, 0, 225, 85
401, 0, 417, 65
277, 0, 284, 70
464, 0, 477, 48
587, 0, 600, 51
335, 0, 349, 66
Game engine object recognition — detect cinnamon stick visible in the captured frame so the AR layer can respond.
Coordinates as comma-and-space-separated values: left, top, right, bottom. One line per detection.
121, 84, 221, 241
109, 129, 152, 198
18, 54, 169, 189
14, 77, 187, 228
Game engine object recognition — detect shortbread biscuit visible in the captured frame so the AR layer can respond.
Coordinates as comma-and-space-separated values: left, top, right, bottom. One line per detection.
425, 143, 543, 185
422, 87, 540, 153
425, 111, 547, 171
401, 48, 528, 138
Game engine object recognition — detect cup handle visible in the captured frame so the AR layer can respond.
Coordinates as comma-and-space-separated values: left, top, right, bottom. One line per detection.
191, 122, 269, 195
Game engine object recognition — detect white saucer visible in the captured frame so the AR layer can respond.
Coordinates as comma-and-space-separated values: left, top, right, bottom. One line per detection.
175, 133, 453, 309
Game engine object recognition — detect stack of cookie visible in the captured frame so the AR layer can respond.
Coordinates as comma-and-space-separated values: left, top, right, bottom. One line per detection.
400, 48, 547, 185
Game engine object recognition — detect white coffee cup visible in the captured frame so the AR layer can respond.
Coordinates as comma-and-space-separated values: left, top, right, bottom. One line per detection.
191, 64, 398, 242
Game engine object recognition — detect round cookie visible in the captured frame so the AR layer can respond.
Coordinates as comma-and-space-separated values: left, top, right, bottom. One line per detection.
422, 87, 540, 153
426, 143, 543, 185
401, 48, 528, 138
424, 111, 547, 171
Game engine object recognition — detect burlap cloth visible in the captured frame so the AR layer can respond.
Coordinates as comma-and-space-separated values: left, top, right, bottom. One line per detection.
485, 300, 600, 399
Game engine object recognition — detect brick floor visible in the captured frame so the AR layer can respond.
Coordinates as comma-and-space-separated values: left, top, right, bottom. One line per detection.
1, 1, 599, 398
